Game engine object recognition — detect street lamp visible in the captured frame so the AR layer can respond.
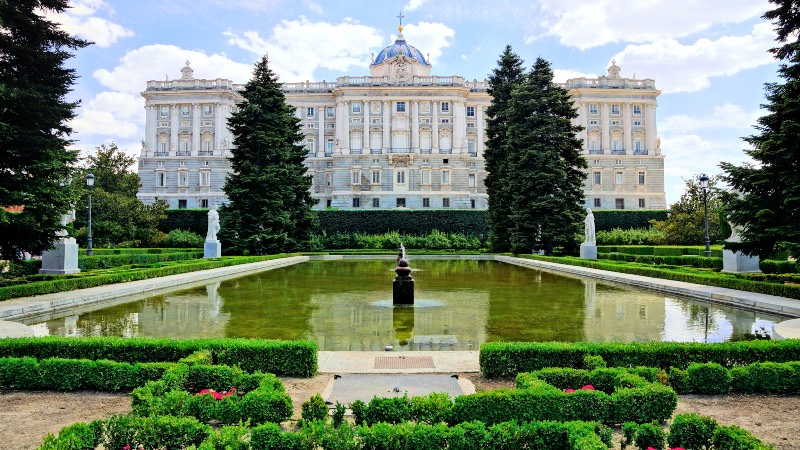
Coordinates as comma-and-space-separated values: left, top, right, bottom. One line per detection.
699, 173, 711, 257
86, 173, 95, 256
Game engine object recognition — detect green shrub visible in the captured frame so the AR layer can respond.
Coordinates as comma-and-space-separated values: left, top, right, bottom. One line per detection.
712, 424, 774, 450
596, 228, 665, 245
350, 400, 367, 425
198, 425, 250, 450
759, 259, 798, 274
187, 393, 219, 423
102, 414, 210, 450
410, 392, 453, 425
611, 383, 677, 424
584, 355, 607, 370
668, 367, 691, 394
687, 362, 731, 394
316, 210, 489, 237
633, 422, 666, 450
332, 401, 346, 428
302, 393, 328, 422
621, 422, 638, 450
163, 229, 206, 248
668, 413, 717, 450
39, 422, 98, 450
239, 390, 292, 425
594, 210, 668, 231
365, 395, 412, 425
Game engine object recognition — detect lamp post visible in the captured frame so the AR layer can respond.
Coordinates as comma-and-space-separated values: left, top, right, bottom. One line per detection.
699, 173, 711, 257
86, 173, 95, 256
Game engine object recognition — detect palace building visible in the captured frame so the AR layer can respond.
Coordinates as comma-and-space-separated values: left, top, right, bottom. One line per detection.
136, 27, 666, 211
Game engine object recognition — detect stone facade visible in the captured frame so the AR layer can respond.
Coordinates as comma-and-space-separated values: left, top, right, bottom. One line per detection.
137, 38, 666, 210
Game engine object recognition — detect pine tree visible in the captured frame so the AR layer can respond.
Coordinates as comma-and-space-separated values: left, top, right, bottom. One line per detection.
0, 1, 89, 260
720, 0, 800, 258
220, 55, 317, 255
484, 45, 525, 252
506, 57, 587, 255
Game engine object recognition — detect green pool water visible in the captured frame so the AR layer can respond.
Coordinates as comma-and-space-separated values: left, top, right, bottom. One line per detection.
31, 259, 782, 350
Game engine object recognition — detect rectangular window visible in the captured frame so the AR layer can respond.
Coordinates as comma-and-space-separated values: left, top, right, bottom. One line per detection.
201, 199, 209, 208
351, 170, 361, 185
466, 106, 475, 117
611, 120, 621, 125
178, 199, 187, 209
615, 159, 623, 166
306, 107, 315, 117
202, 140, 212, 153
616, 198, 625, 210
639, 198, 646, 208
633, 105, 642, 115
471, 199, 476, 209
326, 123, 335, 129
326, 199, 332, 208
396, 170, 406, 184
306, 139, 314, 154
326, 106, 335, 118
634, 140, 642, 152
181, 105, 190, 116
157, 172, 166, 187
466, 122, 476, 128
638, 171, 646, 185
468, 173, 476, 187
594, 198, 601, 208
180, 140, 191, 153
372, 198, 380, 208
326, 139, 334, 156
326, 172, 332, 187
589, 120, 599, 125
178, 172, 188, 186
199, 171, 210, 187
203, 105, 212, 115
421, 169, 431, 185
353, 198, 361, 208
443, 198, 450, 208
160, 105, 169, 117
615, 171, 624, 185
589, 104, 598, 115
396, 101, 406, 112
440, 118, 450, 123
352, 102, 361, 113
611, 104, 620, 115
396, 198, 406, 208
441, 102, 450, 112
633, 120, 642, 126
467, 140, 476, 155
422, 198, 430, 208
441, 170, 451, 185
371, 170, 381, 185
593, 171, 601, 185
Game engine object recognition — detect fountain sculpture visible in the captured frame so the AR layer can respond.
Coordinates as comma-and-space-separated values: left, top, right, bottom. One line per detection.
393, 245, 414, 305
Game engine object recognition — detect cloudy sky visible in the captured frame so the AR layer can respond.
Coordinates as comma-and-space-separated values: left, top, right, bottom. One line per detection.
54, 0, 780, 205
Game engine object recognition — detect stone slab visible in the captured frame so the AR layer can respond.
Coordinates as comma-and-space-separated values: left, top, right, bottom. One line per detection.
580, 243, 597, 259
722, 249, 761, 273
775, 318, 800, 339
326, 374, 465, 405
40, 241, 80, 274
204, 241, 221, 258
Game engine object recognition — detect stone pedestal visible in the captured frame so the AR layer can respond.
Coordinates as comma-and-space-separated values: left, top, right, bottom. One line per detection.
393, 278, 414, 305
580, 243, 597, 260
39, 239, 80, 274
722, 249, 761, 273
204, 240, 221, 258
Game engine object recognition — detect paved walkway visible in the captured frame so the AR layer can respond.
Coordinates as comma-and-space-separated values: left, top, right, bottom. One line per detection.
318, 351, 480, 374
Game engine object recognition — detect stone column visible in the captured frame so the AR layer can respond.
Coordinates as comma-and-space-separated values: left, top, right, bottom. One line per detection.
382, 100, 390, 151
411, 100, 419, 152
192, 104, 201, 156
295, 106, 303, 119
336, 100, 347, 154
146, 105, 157, 156
432, 101, 439, 151
318, 106, 325, 157
645, 103, 657, 151
453, 100, 465, 153
477, 105, 485, 156
214, 102, 224, 154
363, 101, 370, 153
576, 102, 588, 152
623, 103, 632, 155
170, 104, 179, 153
600, 103, 610, 153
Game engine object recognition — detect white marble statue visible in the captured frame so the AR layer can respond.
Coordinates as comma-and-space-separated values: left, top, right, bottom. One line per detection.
206, 205, 220, 242
57, 210, 75, 238
584, 209, 596, 244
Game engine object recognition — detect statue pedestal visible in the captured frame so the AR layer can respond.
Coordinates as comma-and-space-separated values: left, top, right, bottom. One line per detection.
39, 239, 80, 274
204, 241, 221, 258
722, 249, 761, 273
580, 243, 597, 259
393, 278, 414, 305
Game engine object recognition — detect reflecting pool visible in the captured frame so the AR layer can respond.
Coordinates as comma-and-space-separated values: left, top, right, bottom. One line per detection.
29, 260, 783, 350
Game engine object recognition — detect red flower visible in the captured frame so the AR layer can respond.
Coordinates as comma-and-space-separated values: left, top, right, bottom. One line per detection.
564, 388, 576, 393
581, 385, 595, 390
123, 446, 130, 450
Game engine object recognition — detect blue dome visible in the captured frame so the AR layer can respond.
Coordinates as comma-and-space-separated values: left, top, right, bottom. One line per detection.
373, 35, 430, 66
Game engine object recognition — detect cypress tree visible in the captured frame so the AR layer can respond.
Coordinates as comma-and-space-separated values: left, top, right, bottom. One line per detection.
484, 45, 525, 252
506, 57, 587, 255
720, 0, 800, 257
220, 55, 318, 255
0, 1, 89, 260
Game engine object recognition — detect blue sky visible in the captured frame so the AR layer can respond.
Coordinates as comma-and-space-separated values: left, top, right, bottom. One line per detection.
53, 0, 781, 205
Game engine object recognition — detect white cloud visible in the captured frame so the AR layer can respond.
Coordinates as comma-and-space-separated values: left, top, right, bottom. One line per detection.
70, 92, 142, 139
224, 17, 385, 81
553, 69, 598, 83
302, 0, 323, 14
537, 0, 767, 49
46, 0, 134, 48
393, 22, 455, 65
661, 104, 761, 133
404, 0, 431, 12
612, 23, 776, 93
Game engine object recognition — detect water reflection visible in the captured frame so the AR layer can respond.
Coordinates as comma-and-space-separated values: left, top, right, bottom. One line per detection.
29, 260, 784, 349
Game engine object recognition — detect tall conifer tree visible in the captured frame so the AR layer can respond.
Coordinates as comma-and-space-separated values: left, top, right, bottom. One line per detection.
220, 55, 317, 254
506, 57, 587, 255
484, 46, 525, 252
720, 0, 800, 258
0, 1, 88, 260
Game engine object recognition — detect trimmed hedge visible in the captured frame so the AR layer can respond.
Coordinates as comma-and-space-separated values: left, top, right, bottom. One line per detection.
0, 357, 172, 391
479, 340, 800, 378
78, 251, 202, 270
593, 210, 668, 231
600, 252, 724, 269
317, 210, 489, 236
0, 253, 299, 301
0, 337, 317, 377
159, 208, 211, 235
597, 245, 724, 258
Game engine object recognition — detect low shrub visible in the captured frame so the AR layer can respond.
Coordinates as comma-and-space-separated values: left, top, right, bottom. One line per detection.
302, 393, 328, 422
102, 414, 211, 450
667, 367, 690, 394
595, 228, 665, 246
759, 259, 798, 274
163, 229, 206, 248
668, 413, 717, 450
633, 422, 667, 450
687, 362, 731, 394
712, 424, 774, 450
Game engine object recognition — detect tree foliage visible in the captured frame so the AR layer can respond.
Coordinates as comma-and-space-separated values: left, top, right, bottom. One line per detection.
720, 0, 800, 258
220, 55, 317, 255
503, 57, 587, 254
484, 45, 526, 252
71, 144, 167, 247
0, 1, 89, 260
650, 174, 726, 246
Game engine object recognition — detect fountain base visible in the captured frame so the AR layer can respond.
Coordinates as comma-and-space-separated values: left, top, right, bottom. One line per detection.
393, 278, 415, 305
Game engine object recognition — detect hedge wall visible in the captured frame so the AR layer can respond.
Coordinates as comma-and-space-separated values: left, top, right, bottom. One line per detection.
158, 209, 668, 236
